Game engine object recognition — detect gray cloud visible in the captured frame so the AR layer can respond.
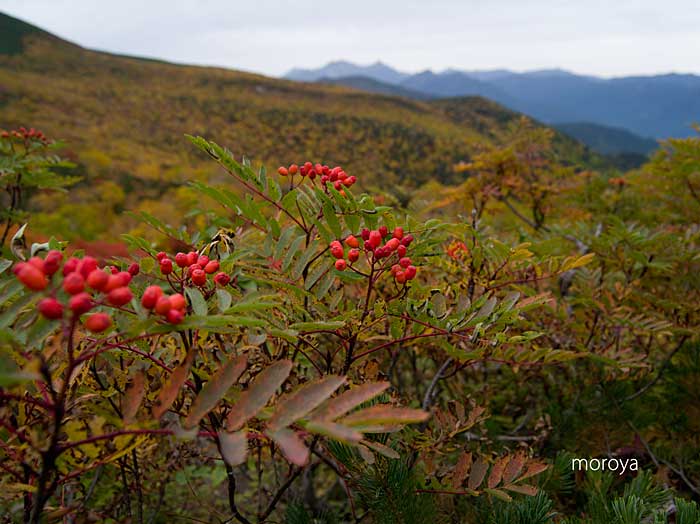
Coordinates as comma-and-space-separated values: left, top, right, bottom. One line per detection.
2, 0, 698, 77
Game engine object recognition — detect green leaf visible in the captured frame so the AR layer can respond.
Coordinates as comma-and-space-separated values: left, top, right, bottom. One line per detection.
216, 289, 232, 313
184, 354, 247, 429
185, 287, 208, 316
340, 406, 429, 428
305, 421, 362, 443
322, 201, 341, 238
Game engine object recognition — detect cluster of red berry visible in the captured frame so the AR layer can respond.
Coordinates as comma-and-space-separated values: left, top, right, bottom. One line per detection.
277, 162, 357, 191
329, 226, 418, 284
156, 251, 231, 287
13, 252, 137, 332
141, 286, 187, 324
1, 127, 49, 143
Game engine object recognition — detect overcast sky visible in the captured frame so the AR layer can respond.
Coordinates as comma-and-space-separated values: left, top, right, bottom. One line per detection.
2, 0, 699, 78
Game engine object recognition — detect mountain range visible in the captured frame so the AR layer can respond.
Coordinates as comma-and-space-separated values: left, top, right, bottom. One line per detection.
1, 12, 610, 241
287, 61, 700, 145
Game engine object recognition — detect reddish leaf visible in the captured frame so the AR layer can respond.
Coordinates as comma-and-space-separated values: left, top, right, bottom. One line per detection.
267, 428, 309, 466
268, 375, 345, 431
122, 370, 145, 425
517, 461, 549, 482
452, 452, 472, 489
357, 444, 376, 464
305, 421, 362, 443
219, 430, 248, 466
487, 455, 510, 488
183, 354, 247, 429
468, 457, 489, 490
312, 382, 390, 421
340, 405, 429, 428
502, 453, 526, 484
153, 349, 195, 420
226, 360, 292, 431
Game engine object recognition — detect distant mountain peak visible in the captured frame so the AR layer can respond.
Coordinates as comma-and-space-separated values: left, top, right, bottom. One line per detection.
285, 60, 408, 84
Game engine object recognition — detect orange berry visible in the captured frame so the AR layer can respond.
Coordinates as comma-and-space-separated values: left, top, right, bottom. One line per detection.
155, 296, 172, 315
86, 269, 109, 291
141, 285, 163, 309
17, 264, 48, 291
85, 312, 111, 333
345, 235, 359, 248
107, 287, 133, 307
278, 166, 289, 176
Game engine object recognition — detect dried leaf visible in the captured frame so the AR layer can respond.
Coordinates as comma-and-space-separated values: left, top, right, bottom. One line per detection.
312, 381, 390, 421
183, 354, 247, 429
153, 349, 195, 420
452, 452, 472, 489
226, 360, 292, 431
487, 455, 510, 489
517, 461, 549, 482
502, 453, 526, 484
267, 428, 309, 466
122, 370, 145, 424
468, 457, 489, 490
268, 375, 345, 431
219, 430, 248, 466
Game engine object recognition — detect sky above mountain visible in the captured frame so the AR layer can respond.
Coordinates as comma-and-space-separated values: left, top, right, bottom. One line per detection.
2, 0, 699, 78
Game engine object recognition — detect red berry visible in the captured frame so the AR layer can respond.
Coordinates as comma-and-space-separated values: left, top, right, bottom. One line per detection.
405, 265, 417, 280
361, 229, 370, 241
107, 287, 133, 307
289, 164, 299, 175
204, 260, 220, 274
155, 296, 172, 315
395, 271, 407, 284
363, 241, 373, 251
78, 257, 98, 279
62, 257, 79, 276
385, 238, 400, 251
160, 258, 173, 275
197, 255, 210, 267
38, 298, 63, 319
141, 285, 163, 309
186, 251, 198, 265
117, 271, 132, 286
175, 252, 188, 267
128, 263, 140, 276
214, 272, 231, 286
63, 272, 85, 295
191, 269, 207, 286
369, 230, 382, 248
348, 249, 360, 263
333, 181, 342, 191
330, 246, 344, 259
28, 256, 46, 273
391, 264, 401, 275
378, 226, 388, 238
166, 308, 184, 324
156, 251, 167, 261
170, 293, 186, 311
17, 264, 48, 291
304, 161, 313, 171
397, 245, 407, 257
335, 259, 347, 271
44, 250, 63, 276
69, 293, 93, 315
187, 263, 202, 276
278, 166, 289, 176
345, 235, 359, 249
85, 312, 111, 333
401, 234, 414, 247
399, 257, 411, 268
110, 265, 119, 274
345, 175, 357, 186
393, 227, 404, 240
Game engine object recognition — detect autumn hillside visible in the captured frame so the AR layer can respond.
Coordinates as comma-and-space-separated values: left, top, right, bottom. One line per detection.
0, 12, 603, 240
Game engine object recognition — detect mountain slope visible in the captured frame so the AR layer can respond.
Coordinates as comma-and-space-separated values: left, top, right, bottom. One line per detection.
0, 12, 602, 240
554, 122, 658, 156
286, 61, 700, 139
318, 75, 435, 100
